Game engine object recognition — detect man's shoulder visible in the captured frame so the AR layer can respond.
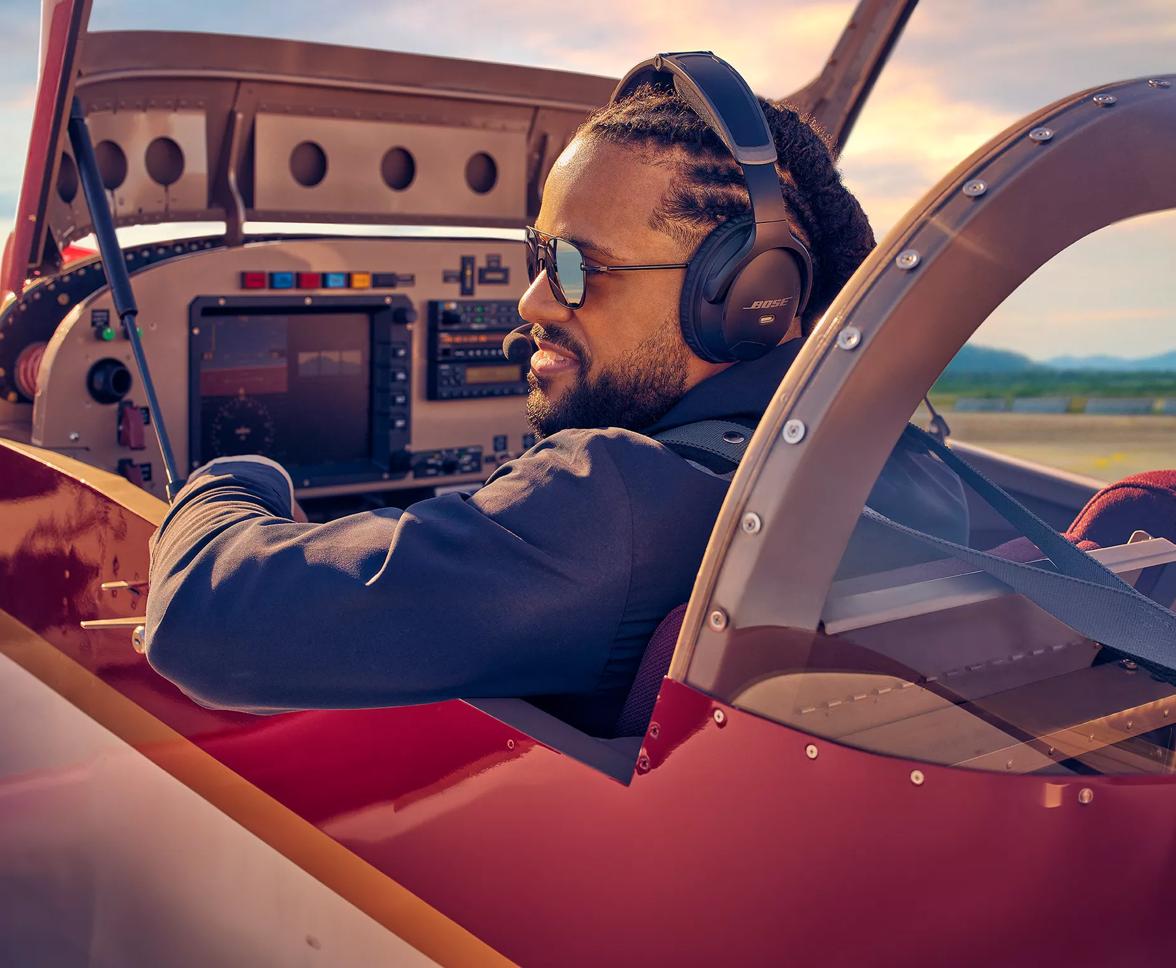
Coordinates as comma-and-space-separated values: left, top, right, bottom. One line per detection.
516, 426, 702, 476
481, 425, 715, 505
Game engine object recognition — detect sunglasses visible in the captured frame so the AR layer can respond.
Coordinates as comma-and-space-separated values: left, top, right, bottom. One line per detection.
525, 225, 688, 309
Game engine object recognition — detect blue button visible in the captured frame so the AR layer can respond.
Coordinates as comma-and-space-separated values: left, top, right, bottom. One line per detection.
270, 271, 295, 289
323, 272, 348, 288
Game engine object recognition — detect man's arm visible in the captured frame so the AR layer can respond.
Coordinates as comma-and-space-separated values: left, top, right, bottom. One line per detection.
144, 433, 633, 712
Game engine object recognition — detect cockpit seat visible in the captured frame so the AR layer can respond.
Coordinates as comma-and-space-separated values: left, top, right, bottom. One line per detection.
613, 470, 1176, 738
1067, 469, 1176, 548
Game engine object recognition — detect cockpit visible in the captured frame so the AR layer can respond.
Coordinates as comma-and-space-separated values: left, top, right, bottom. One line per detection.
1, 14, 1174, 788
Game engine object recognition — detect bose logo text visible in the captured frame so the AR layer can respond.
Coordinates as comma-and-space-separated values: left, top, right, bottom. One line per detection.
743, 297, 793, 311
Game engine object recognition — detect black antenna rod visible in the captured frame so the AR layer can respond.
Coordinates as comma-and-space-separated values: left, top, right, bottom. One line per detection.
66, 96, 184, 500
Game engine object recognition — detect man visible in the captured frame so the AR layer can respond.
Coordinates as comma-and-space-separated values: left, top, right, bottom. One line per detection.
145, 79, 966, 736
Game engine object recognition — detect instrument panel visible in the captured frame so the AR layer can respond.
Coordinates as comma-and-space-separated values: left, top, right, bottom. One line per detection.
22, 236, 538, 501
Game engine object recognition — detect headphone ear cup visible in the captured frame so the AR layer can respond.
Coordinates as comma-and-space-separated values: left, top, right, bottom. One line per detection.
679, 219, 756, 363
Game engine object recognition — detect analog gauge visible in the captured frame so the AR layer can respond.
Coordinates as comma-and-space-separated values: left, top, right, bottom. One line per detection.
209, 396, 277, 457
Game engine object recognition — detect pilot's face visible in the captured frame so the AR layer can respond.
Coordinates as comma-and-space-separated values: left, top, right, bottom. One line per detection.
518, 136, 729, 437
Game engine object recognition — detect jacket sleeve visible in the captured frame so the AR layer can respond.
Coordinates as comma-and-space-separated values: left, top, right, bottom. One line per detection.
144, 433, 633, 712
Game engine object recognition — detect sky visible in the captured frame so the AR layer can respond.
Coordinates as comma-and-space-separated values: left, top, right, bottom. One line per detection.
0, 0, 1172, 360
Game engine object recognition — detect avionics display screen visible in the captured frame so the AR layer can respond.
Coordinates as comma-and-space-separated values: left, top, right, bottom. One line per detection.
464, 364, 523, 385
193, 312, 370, 467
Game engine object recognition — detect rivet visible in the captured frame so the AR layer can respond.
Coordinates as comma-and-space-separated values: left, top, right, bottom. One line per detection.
782, 419, 806, 444
805, 744, 819, 760
708, 608, 728, 631
131, 625, 146, 654
895, 249, 920, 270
962, 179, 987, 197
1092, 94, 1117, 107
713, 709, 726, 726
910, 769, 925, 786
636, 753, 651, 772
648, 722, 660, 739
1078, 787, 1094, 805
506, 738, 515, 750
1121, 659, 1138, 671
68, 431, 80, 442
1029, 126, 1054, 142
836, 326, 861, 350
721, 429, 745, 445
1148, 79, 1172, 89
216, 297, 226, 306
741, 512, 762, 534
1126, 720, 1134, 730
303, 297, 312, 305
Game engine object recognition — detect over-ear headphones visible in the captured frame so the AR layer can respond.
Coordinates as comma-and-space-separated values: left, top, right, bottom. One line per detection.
611, 52, 813, 363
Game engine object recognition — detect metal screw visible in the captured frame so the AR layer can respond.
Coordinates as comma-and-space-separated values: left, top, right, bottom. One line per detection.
506, 738, 515, 750
1092, 94, 1117, 107
713, 709, 726, 726
805, 744, 819, 760
741, 512, 762, 534
895, 249, 920, 270
648, 722, 660, 739
708, 608, 728, 631
68, 431, 80, 442
131, 625, 146, 654
1029, 126, 1054, 142
1148, 79, 1172, 89
836, 326, 861, 351
1078, 787, 1094, 805
1121, 659, 1138, 671
721, 429, 745, 444
910, 769, 925, 786
962, 179, 987, 197
782, 419, 806, 444
636, 753, 651, 773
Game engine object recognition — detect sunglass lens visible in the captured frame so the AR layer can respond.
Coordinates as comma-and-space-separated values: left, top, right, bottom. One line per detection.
525, 230, 541, 283
552, 238, 585, 308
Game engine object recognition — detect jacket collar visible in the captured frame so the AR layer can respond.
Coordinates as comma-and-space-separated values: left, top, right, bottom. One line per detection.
642, 339, 805, 435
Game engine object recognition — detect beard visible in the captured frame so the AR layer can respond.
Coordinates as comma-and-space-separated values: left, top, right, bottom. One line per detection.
525, 319, 692, 438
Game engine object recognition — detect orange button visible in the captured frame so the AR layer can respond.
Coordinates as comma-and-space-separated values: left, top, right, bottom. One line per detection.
350, 272, 372, 289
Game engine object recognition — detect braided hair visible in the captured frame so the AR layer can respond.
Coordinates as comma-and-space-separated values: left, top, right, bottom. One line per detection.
578, 84, 875, 331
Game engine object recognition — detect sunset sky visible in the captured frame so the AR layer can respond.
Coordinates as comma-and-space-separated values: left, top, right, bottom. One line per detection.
0, 0, 1172, 360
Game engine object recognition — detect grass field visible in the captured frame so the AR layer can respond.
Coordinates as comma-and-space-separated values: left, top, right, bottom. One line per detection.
927, 412, 1176, 481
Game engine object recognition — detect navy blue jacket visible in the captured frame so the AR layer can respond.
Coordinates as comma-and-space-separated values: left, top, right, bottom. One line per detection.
145, 342, 966, 734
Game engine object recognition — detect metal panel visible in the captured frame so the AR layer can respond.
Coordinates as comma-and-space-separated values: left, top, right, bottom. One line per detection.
79, 108, 208, 221
253, 115, 525, 222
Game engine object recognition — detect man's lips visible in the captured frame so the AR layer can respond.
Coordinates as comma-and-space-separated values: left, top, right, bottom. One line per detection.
531, 338, 581, 378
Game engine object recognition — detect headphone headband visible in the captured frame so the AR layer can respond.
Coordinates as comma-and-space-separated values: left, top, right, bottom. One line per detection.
611, 52, 788, 225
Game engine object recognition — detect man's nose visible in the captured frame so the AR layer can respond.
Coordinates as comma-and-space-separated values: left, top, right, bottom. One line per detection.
518, 267, 574, 327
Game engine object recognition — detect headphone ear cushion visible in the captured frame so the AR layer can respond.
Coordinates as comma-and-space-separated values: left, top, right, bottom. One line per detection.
679, 218, 755, 363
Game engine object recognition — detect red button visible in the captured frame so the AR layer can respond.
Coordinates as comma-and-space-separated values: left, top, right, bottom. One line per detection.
241, 271, 267, 289
297, 272, 322, 289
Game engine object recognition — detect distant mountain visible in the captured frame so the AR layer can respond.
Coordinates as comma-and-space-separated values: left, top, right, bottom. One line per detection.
1045, 350, 1176, 371
943, 344, 1040, 373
